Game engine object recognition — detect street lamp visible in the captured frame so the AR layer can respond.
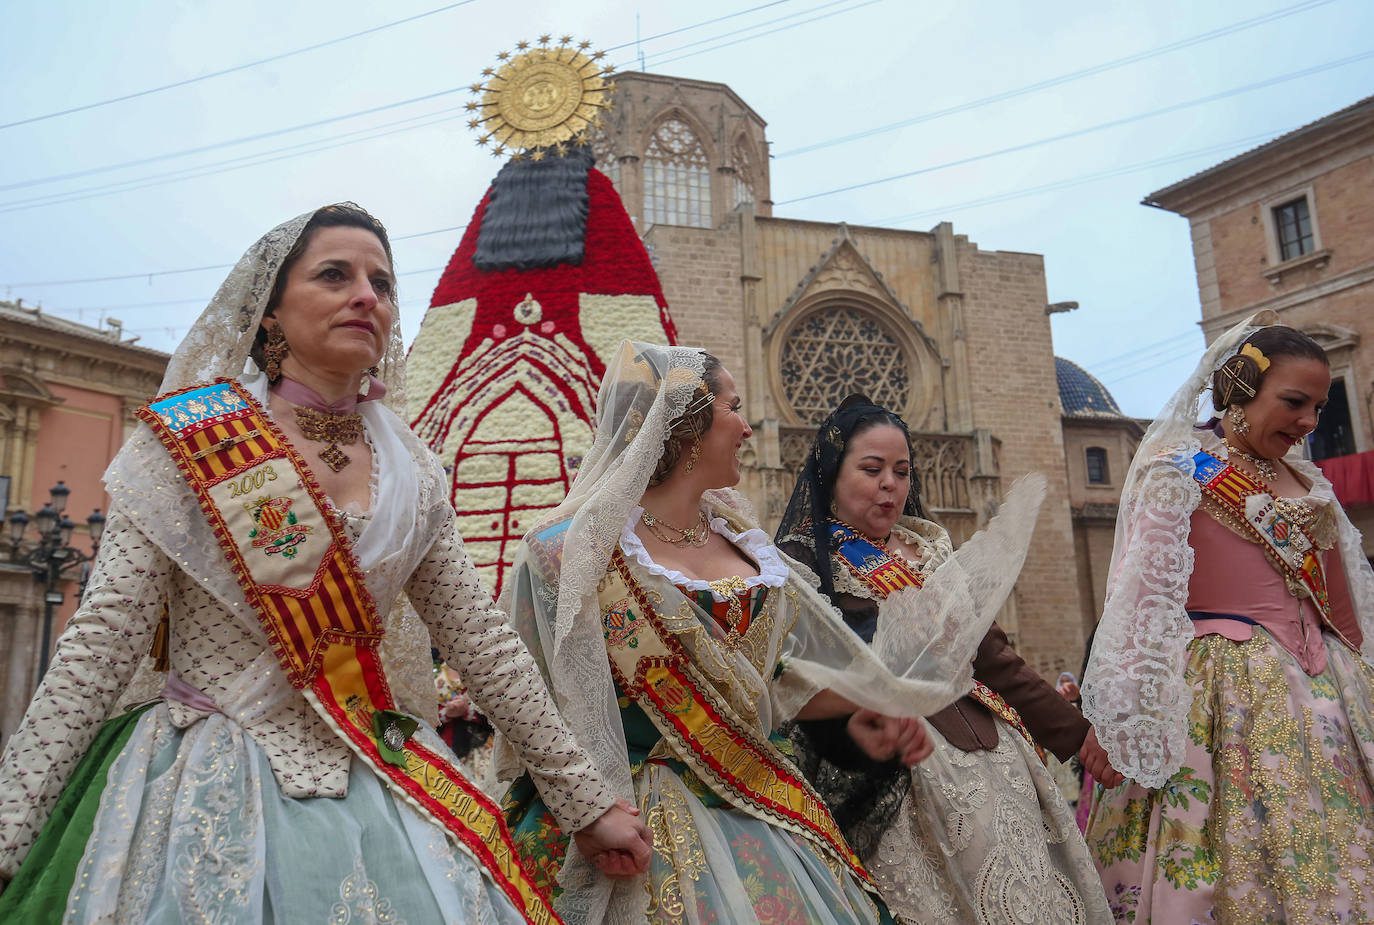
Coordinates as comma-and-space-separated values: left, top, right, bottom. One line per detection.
4, 481, 104, 684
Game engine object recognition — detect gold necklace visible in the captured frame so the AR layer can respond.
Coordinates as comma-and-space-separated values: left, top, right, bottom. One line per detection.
640, 508, 711, 547
1222, 437, 1278, 482
294, 406, 364, 472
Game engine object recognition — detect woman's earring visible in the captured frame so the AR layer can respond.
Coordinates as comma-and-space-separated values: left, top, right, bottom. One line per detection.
684, 440, 702, 472
264, 325, 290, 384
1228, 404, 1249, 436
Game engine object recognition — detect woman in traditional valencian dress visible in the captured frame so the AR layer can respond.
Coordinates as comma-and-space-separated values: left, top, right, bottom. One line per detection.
0, 204, 649, 923
1082, 312, 1374, 922
775, 396, 1115, 925
500, 342, 1017, 925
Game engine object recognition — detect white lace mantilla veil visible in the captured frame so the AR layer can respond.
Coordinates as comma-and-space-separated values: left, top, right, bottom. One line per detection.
104, 205, 441, 708
1081, 309, 1374, 788
495, 340, 1045, 925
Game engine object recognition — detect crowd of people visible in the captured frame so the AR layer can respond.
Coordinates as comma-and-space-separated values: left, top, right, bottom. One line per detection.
0, 201, 1370, 924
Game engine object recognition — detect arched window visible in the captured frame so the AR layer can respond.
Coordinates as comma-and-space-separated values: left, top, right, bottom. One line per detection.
779, 304, 912, 425
643, 117, 711, 228
731, 137, 756, 209
590, 129, 619, 191
1085, 446, 1109, 485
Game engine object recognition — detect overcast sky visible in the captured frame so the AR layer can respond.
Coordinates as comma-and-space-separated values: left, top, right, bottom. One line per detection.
3, 0, 1371, 418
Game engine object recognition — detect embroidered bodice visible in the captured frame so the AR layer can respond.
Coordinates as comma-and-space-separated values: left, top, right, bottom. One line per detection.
1188, 500, 1360, 674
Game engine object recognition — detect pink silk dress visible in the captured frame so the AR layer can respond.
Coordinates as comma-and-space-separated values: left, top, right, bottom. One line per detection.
1086, 506, 1374, 924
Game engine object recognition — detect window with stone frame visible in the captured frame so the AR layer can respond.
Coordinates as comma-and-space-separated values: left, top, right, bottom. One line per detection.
1085, 446, 1110, 485
1273, 196, 1314, 262
643, 117, 712, 228
590, 129, 619, 192
731, 137, 757, 209
1309, 377, 1355, 461
779, 303, 912, 425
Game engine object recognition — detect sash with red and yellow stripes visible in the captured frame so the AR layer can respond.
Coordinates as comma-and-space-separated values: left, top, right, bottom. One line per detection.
827, 520, 1043, 756
1189, 449, 1354, 650
139, 379, 561, 925
599, 548, 878, 893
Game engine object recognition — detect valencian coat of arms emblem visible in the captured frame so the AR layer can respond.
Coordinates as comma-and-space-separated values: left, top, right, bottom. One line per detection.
247, 495, 312, 558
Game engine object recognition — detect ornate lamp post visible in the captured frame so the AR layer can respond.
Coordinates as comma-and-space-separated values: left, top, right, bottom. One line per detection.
5, 480, 105, 683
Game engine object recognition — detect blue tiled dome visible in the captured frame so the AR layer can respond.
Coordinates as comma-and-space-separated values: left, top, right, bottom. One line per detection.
1056, 356, 1125, 419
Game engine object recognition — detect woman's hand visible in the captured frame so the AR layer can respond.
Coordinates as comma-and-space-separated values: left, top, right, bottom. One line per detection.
572, 798, 652, 878
847, 709, 933, 766
1078, 726, 1125, 788
440, 693, 473, 722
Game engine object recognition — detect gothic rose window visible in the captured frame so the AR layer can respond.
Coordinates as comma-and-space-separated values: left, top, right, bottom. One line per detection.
644, 117, 711, 228
779, 304, 912, 425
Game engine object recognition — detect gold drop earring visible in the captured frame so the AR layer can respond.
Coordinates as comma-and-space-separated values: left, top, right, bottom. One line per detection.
263, 325, 290, 384
1227, 404, 1250, 436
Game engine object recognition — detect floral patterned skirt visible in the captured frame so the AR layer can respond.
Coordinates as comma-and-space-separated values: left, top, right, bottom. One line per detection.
1086, 628, 1374, 924
505, 759, 894, 924
4, 703, 527, 924
867, 719, 1112, 925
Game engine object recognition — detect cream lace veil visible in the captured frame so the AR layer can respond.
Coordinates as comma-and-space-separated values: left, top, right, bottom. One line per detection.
1081, 309, 1374, 787
496, 341, 1041, 925
104, 205, 438, 663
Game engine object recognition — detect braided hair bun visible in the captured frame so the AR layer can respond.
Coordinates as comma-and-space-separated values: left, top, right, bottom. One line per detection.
1210, 325, 1328, 411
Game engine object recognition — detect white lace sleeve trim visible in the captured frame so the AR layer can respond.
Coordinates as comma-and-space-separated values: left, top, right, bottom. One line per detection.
619, 506, 789, 598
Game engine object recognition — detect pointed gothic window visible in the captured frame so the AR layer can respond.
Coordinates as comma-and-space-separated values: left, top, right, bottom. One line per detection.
731, 137, 756, 209
779, 304, 912, 425
644, 117, 711, 228
590, 129, 619, 191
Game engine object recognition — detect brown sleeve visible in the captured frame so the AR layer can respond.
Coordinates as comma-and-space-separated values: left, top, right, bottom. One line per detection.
973, 622, 1090, 762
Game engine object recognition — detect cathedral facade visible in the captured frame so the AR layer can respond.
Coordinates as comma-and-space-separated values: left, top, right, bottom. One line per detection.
590, 71, 1125, 677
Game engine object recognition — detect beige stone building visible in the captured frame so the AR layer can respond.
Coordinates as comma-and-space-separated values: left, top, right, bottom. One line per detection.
1145, 94, 1374, 553
0, 301, 167, 747
592, 71, 1126, 676
1056, 358, 1145, 644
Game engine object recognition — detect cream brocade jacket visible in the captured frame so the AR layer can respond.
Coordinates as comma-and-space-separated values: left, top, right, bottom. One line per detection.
0, 504, 615, 881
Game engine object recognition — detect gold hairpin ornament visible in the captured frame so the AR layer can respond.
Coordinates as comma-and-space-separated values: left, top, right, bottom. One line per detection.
1239, 343, 1271, 371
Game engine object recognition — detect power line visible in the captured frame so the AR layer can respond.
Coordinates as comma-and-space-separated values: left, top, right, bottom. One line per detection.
0, 1, 479, 131
604, 0, 797, 52
618, 0, 853, 67
0, 87, 466, 194
871, 126, 1296, 228
0, 106, 474, 214
1099, 344, 1211, 386
7, 264, 234, 288
774, 0, 1337, 158
3, 2, 844, 198
638, 0, 881, 70
777, 49, 1374, 205
1085, 330, 1201, 375
0, 124, 1291, 290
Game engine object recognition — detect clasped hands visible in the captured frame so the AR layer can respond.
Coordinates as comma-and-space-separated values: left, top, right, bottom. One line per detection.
846, 708, 934, 766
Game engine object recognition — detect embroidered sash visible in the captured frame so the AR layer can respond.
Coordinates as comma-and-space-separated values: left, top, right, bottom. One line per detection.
827, 520, 1043, 755
1189, 450, 1354, 651
139, 380, 560, 925
599, 549, 877, 892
